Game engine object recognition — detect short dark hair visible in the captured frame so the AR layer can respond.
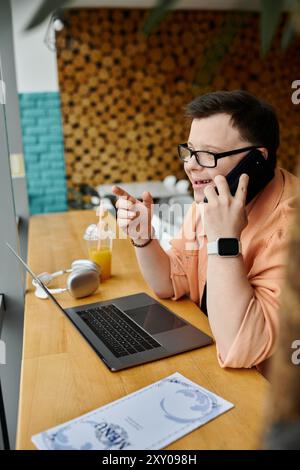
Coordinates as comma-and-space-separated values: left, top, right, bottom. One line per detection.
186, 90, 279, 170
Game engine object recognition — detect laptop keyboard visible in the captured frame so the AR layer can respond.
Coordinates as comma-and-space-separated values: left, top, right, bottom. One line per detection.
78, 304, 161, 358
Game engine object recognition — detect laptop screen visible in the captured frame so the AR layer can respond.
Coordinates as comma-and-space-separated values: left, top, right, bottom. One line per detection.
6, 243, 66, 313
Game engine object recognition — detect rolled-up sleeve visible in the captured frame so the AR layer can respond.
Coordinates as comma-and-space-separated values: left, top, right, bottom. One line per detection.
167, 246, 190, 300
217, 229, 288, 369
166, 203, 199, 301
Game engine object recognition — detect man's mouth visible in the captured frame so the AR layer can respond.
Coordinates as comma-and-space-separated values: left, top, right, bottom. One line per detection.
192, 179, 213, 188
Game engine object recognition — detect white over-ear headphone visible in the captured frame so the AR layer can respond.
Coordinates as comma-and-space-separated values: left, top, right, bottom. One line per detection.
33, 259, 101, 299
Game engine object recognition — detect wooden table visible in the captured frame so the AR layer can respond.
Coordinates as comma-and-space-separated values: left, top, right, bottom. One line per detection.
16, 210, 269, 450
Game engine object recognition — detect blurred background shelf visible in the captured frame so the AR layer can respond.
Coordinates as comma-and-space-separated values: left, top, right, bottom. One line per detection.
97, 179, 190, 200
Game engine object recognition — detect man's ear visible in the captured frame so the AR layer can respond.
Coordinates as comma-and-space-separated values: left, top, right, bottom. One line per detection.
257, 147, 268, 160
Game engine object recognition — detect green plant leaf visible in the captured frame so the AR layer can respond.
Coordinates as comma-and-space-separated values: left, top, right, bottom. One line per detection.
142, 0, 180, 36
25, 0, 73, 30
260, 0, 284, 56
281, 17, 296, 49
194, 13, 242, 88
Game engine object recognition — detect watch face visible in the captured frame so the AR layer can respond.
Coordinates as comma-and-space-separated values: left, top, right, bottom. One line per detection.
218, 238, 239, 256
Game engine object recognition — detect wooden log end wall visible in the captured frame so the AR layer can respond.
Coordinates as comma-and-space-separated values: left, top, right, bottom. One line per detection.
56, 9, 300, 202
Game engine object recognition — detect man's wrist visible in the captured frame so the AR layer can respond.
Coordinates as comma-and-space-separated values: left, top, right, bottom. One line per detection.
131, 227, 155, 246
206, 233, 240, 243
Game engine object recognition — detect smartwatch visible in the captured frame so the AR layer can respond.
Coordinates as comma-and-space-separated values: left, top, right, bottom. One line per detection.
207, 238, 241, 257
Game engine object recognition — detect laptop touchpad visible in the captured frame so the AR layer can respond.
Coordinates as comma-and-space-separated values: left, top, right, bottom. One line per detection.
125, 304, 186, 335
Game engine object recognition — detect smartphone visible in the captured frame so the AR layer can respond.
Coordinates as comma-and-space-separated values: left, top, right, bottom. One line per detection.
203, 149, 275, 205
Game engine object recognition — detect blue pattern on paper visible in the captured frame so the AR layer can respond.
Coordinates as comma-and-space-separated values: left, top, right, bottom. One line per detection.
160, 377, 218, 424
42, 420, 131, 450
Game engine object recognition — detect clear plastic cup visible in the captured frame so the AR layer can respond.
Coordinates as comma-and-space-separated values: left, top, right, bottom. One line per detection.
83, 223, 113, 281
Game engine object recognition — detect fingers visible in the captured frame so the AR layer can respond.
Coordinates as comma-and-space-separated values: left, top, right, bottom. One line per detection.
118, 218, 133, 230
118, 208, 136, 220
116, 198, 138, 232
117, 206, 137, 233
203, 183, 218, 203
113, 186, 138, 229
112, 185, 136, 204
115, 198, 135, 210
142, 191, 153, 208
214, 175, 231, 199
235, 174, 249, 205
113, 186, 153, 238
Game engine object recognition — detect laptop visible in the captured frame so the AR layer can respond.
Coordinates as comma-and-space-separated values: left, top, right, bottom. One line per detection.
7, 244, 213, 371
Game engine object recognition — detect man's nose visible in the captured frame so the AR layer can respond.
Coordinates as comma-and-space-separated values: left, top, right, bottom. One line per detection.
185, 154, 201, 170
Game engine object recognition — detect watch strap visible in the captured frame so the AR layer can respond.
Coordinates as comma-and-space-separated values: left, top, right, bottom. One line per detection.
207, 240, 218, 255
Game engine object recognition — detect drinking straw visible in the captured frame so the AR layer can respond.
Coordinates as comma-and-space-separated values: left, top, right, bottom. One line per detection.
97, 202, 102, 250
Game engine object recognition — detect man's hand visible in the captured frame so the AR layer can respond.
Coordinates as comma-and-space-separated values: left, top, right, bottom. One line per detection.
112, 186, 154, 241
203, 174, 249, 242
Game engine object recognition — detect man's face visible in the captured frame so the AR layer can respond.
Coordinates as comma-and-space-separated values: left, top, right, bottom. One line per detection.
184, 113, 252, 203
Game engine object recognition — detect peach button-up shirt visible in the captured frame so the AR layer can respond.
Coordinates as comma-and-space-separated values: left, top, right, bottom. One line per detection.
167, 167, 298, 369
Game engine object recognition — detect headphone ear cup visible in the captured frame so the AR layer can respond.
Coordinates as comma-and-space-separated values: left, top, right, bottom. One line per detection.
67, 268, 100, 299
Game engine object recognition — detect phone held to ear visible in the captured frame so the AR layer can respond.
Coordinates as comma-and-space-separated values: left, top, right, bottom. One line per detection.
204, 149, 275, 205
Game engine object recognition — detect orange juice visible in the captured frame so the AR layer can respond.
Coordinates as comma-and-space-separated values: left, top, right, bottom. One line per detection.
89, 248, 112, 280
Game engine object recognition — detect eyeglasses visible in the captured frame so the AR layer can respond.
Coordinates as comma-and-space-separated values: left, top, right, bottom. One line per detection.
177, 143, 259, 168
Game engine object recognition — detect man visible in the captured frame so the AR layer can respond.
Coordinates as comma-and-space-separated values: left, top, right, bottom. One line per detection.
112, 90, 298, 372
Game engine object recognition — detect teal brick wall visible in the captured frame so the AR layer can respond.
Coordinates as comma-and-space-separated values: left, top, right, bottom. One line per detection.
19, 92, 67, 214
